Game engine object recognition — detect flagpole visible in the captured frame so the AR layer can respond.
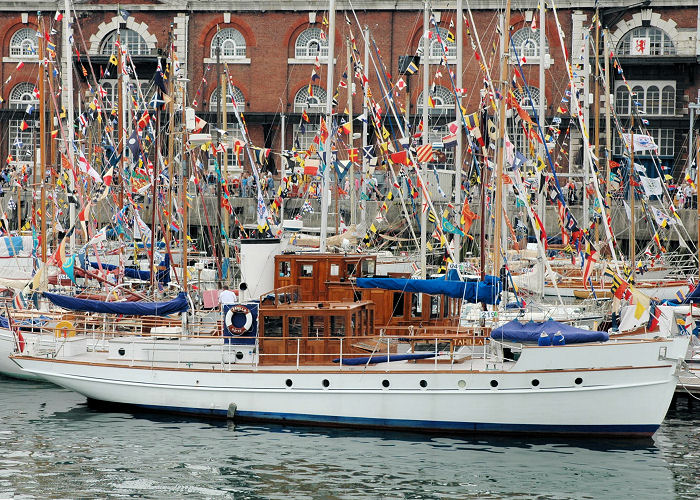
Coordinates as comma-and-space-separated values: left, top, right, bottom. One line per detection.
537, 0, 546, 298
319, 0, 335, 253
494, 0, 512, 276
629, 115, 635, 274
361, 25, 369, 229
454, 0, 463, 263
420, 1, 429, 279
280, 111, 286, 232
38, 14, 47, 264
347, 37, 356, 227
64, 0, 76, 254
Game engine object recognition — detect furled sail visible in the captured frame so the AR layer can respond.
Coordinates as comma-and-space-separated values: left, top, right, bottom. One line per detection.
43, 292, 189, 316
355, 274, 501, 304
490, 320, 609, 344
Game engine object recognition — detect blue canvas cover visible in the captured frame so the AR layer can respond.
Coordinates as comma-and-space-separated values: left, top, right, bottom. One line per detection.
90, 254, 170, 284
332, 353, 436, 365
490, 320, 609, 344
43, 292, 189, 316
355, 274, 501, 305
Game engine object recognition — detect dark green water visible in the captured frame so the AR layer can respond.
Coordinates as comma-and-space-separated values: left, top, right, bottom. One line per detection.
1, 377, 698, 499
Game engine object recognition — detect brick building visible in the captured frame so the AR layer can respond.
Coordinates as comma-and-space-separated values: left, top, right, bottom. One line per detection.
0, 1, 697, 192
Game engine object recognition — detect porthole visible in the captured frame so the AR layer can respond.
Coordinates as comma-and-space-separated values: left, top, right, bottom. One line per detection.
235, 351, 244, 360
575, 377, 583, 385
118, 348, 126, 356
457, 380, 466, 389
382, 379, 390, 388
322, 379, 330, 388
490, 380, 498, 388
285, 379, 293, 387
531, 379, 540, 387
419, 379, 428, 388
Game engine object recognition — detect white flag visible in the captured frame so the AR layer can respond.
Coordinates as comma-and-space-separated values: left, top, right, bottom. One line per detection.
622, 134, 658, 153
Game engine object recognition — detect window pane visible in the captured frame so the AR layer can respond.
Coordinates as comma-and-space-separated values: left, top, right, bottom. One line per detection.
646, 86, 659, 115
615, 86, 630, 115
661, 85, 675, 115
263, 316, 283, 337
279, 261, 291, 277
330, 316, 346, 337
308, 316, 325, 339
288, 317, 302, 338
392, 292, 404, 318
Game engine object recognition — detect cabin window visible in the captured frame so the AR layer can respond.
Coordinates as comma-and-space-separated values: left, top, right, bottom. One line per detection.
263, 316, 283, 337
430, 295, 441, 319
351, 313, 357, 336
300, 264, 314, 277
330, 264, 340, 276
346, 263, 357, 277
330, 316, 346, 337
362, 259, 375, 276
411, 294, 423, 318
279, 260, 291, 277
308, 316, 325, 339
288, 316, 302, 338
443, 298, 449, 318
353, 290, 362, 302
392, 292, 405, 318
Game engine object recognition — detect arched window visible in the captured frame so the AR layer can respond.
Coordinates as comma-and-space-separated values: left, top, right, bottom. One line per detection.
295, 27, 328, 59
429, 27, 456, 59
9, 82, 37, 163
646, 85, 659, 115
617, 26, 675, 56
509, 28, 549, 61
417, 85, 456, 110
661, 85, 675, 115
294, 85, 327, 113
615, 86, 630, 115
209, 84, 246, 111
512, 86, 544, 110
9, 28, 38, 58
211, 28, 246, 58
100, 29, 150, 56
9, 82, 37, 109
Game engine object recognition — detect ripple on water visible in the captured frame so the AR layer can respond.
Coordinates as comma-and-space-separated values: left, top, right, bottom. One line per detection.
0, 377, 699, 499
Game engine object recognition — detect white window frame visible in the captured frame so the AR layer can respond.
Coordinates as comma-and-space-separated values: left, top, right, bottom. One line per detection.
100, 29, 151, 56
293, 85, 327, 113
209, 84, 246, 112
428, 27, 456, 62
205, 28, 250, 64
508, 27, 551, 66
417, 85, 457, 115
617, 26, 676, 56
9, 82, 38, 166
9, 28, 38, 59
613, 81, 675, 116
293, 27, 328, 61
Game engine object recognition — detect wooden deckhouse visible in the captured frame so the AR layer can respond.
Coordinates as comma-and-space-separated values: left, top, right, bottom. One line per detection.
272, 253, 461, 331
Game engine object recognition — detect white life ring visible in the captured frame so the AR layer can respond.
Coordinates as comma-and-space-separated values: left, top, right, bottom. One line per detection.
225, 304, 253, 335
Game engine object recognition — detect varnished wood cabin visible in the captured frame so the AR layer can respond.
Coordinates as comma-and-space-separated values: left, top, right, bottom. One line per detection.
272, 254, 461, 335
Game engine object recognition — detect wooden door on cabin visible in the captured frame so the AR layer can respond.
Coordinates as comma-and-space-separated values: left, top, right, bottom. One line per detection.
303, 315, 327, 363
297, 261, 317, 301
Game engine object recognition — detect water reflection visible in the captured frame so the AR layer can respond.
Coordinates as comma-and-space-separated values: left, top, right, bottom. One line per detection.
1, 376, 696, 499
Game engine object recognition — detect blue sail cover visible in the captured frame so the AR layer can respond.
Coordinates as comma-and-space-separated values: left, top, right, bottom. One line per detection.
89, 254, 170, 284
355, 275, 501, 304
490, 320, 609, 344
43, 291, 189, 316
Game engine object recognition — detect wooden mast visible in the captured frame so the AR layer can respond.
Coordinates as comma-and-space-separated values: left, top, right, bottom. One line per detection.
221, 72, 230, 285
493, 0, 512, 275
319, 0, 336, 253
347, 37, 355, 226
181, 83, 188, 292
593, 6, 601, 244
629, 115, 635, 274
117, 29, 125, 283
38, 14, 47, 263
420, 1, 429, 278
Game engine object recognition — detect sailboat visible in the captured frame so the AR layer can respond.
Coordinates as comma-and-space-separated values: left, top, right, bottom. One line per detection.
8, 1, 693, 437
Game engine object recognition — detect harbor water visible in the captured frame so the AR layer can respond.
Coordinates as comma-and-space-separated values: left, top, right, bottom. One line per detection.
1, 377, 698, 499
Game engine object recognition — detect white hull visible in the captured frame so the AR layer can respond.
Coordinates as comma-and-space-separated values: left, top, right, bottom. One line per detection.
13, 338, 687, 436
